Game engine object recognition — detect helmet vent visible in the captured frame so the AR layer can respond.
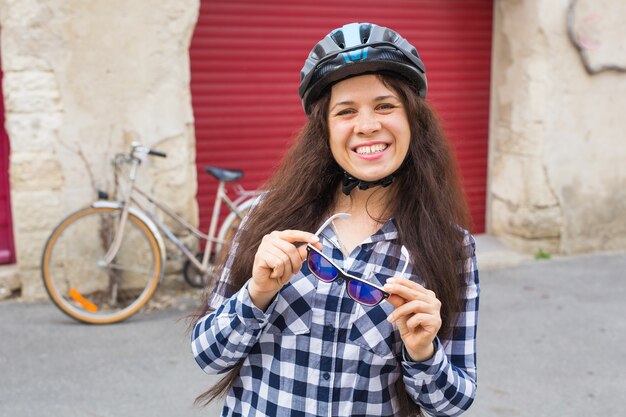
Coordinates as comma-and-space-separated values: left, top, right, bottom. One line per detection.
359, 25, 371, 44
330, 31, 346, 49
383, 29, 397, 42
312, 45, 325, 60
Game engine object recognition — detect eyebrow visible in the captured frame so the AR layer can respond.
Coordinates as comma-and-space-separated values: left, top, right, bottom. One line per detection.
329, 95, 399, 112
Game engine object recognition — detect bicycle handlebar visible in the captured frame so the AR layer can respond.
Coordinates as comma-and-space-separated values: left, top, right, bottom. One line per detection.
130, 142, 167, 160
148, 149, 167, 158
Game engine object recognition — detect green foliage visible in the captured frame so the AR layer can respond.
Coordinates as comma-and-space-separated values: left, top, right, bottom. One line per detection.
534, 248, 552, 260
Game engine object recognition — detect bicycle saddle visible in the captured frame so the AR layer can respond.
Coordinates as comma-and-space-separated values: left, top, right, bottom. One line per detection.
204, 167, 243, 182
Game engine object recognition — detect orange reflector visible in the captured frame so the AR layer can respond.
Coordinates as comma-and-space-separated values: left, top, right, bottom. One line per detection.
69, 288, 98, 312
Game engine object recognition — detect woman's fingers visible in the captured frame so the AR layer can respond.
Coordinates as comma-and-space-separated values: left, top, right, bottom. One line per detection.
384, 278, 439, 307
386, 294, 406, 308
384, 278, 441, 329
277, 230, 320, 246
383, 277, 442, 357
267, 230, 320, 275
255, 229, 319, 285
406, 312, 435, 331
267, 242, 300, 280
268, 234, 307, 273
266, 251, 288, 282
387, 299, 437, 323
386, 277, 436, 298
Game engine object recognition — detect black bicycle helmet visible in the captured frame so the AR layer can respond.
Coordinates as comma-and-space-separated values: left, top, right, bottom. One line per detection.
299, 22, 427, 116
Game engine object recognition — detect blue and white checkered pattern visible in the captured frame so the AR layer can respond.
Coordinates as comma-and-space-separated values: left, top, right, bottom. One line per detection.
192, 219, 479, 417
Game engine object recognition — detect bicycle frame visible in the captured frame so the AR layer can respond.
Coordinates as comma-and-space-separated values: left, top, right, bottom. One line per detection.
131, 183, 248, 272
101, 145, 252, 274
93, 199, 167, 271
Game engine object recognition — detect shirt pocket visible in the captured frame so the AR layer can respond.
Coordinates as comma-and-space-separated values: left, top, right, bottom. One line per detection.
265, 273, 315, 336
348, 301, 397, 360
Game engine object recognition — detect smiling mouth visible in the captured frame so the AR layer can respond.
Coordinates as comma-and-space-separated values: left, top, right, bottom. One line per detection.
354, 144, 389, 155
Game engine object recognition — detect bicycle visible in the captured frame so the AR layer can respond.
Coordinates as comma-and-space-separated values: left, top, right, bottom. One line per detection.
41, 143, 259, 324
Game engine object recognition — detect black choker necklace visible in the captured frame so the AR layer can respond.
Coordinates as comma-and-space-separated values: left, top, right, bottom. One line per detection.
341, 171, 395, 196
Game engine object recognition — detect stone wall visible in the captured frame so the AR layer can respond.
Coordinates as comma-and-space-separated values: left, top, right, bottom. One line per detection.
489, 0, 626, 254
0, 0, 200, 298
2, 0, 626, 301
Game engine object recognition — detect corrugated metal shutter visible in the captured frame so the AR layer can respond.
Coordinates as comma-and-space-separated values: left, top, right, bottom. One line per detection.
0, 60, 15, 264
190, 0, 492, 233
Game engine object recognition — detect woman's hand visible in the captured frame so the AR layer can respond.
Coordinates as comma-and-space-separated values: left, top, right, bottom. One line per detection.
384, 277, 442, 361
249, 230, 321, 311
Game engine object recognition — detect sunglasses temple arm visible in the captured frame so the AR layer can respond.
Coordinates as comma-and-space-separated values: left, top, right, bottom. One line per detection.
361, 246, 410, 284
399, 246, 410, 276
313, 212, 351, 237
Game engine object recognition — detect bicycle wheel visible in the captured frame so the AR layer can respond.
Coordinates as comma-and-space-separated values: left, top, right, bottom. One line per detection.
216, 197, 254, 258
41, 206, 163, 324
183, 198, 254, 289
183, 252, 219, 289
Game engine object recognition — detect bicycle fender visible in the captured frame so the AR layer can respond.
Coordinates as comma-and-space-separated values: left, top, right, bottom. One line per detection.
91, 201, 167, 277
216, 196, 257, 251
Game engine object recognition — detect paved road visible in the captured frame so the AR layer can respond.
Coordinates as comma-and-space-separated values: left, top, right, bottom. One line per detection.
465, 251, 626, 417
1, 251, 625, 417
0, 295, 222, 417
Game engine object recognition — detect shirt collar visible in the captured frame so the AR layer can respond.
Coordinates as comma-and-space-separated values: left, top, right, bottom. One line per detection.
363, 218, 399, 244
318, 217, 399, 248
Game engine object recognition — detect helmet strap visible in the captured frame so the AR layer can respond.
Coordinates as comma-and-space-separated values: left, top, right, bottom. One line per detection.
341, 170, 396, 196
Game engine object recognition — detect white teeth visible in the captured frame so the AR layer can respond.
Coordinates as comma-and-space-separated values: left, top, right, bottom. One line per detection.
355, 144, 388, 155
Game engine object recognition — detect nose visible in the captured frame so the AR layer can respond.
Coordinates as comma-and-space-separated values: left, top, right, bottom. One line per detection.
355, 111, 381, 135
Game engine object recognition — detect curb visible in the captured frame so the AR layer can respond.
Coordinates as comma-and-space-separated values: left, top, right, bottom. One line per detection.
0, 264, 19, 300
474, 234, 533, 271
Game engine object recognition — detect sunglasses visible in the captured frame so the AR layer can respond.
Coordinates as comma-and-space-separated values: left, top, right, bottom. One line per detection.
305, 213, 410, 307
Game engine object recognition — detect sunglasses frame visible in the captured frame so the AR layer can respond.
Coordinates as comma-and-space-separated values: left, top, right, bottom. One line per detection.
305, 212, 411, 307
306, 244, 390, 306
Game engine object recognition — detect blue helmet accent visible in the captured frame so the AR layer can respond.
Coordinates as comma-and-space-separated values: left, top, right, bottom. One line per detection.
299, 22, 427, 116
342, 48, 368, 63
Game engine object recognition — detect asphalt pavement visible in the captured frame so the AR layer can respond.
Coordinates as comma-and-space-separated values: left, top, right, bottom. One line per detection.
1, 249, 625, 417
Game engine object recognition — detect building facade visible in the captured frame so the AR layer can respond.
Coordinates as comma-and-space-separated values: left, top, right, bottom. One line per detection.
1, 0, 625, 299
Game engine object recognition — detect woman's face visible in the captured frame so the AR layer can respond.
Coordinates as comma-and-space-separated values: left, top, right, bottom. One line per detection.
327, 74, 411, 182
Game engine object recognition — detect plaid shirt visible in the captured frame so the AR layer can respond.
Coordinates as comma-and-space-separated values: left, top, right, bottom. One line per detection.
192, 219, 479, 417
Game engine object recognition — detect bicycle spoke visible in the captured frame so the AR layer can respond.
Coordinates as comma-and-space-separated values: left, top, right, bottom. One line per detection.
41, 206, 162, 324
105, 263, 154, 275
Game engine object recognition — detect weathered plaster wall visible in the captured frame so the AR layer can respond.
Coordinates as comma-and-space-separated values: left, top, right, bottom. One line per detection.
0, 0, 200, 298
489, 0, 626, 254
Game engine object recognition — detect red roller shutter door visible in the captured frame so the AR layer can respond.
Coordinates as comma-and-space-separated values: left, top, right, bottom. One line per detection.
1, 58, 15, 264
0, 135, 12, 265
190, 0, 492, 233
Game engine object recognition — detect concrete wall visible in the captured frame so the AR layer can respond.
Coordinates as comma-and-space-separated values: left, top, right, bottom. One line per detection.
489, 0, 626, 255
0, 0, 200, 298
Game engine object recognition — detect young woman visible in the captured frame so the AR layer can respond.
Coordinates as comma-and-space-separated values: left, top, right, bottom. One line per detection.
192, 22, 479, 417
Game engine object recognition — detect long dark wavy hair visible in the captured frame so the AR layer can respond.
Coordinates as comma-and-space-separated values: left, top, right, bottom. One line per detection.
192, 74, 472, 416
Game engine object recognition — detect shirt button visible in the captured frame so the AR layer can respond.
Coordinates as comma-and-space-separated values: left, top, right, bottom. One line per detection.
325, 324, 334, 333
335, 278, 344, 285
323, 373, 330, 380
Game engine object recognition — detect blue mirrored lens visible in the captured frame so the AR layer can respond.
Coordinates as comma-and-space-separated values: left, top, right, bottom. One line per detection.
347, 280, 384, 306
308, 251, 339, 282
